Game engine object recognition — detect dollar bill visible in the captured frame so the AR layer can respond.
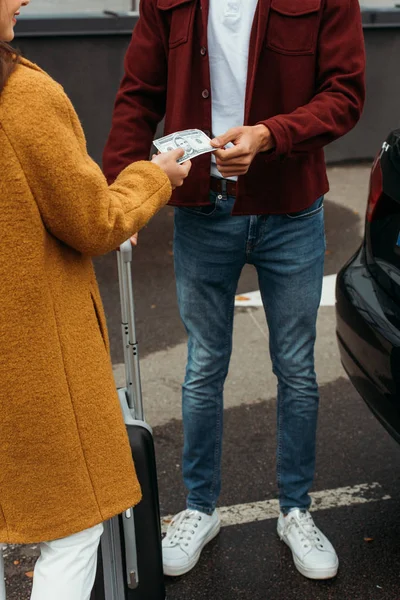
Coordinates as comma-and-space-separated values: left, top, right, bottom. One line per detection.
153, 129, 214, 163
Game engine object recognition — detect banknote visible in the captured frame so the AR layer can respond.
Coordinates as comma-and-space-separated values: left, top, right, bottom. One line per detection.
153, 129, 215, 163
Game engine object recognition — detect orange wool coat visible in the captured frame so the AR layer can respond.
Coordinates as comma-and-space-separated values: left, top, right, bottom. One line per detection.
0, 58, 171, 544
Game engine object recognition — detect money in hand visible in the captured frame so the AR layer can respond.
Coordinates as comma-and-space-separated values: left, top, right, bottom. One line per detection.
153, 129, 214, 163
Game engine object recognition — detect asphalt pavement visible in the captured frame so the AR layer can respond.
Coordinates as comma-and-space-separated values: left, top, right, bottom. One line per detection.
4, 163, 400, 600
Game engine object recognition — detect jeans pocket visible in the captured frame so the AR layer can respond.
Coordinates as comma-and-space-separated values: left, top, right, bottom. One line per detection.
285, 197, 324, 220
178, 196, 221, 217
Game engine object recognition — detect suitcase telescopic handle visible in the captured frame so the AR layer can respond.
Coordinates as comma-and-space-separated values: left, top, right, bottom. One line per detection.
116, 240, 144, 421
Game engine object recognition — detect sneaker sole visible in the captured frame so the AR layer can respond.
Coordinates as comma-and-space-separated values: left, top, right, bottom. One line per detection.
163, 519, 221, 577
277, 524, 339, 580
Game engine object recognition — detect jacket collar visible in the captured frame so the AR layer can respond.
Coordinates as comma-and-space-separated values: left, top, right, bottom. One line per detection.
19, 57, 47, 75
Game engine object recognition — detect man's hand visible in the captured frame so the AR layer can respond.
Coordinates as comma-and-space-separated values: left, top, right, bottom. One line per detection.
130, 232, 139, 247
211, 125, 274, 178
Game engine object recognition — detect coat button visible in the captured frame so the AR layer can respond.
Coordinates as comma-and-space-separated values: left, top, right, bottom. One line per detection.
200, 46, 207, 56
202, 89, 210, 99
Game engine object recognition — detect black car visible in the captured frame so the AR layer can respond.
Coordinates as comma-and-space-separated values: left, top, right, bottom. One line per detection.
336, 129, 400, 443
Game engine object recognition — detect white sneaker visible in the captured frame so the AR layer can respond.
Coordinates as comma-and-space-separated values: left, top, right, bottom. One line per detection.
162, 509, 221, 576
277, 509, 339, 580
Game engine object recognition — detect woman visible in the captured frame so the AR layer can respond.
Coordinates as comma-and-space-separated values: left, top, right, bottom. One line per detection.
0, 1, 191, 598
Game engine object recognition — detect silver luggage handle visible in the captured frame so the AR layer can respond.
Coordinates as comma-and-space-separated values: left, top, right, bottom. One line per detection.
117, 240, 141, 590
122, 508, 139, 589
117, 240, 144, 422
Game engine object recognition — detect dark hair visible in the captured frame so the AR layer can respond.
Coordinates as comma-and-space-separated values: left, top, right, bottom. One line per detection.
0, 42, 19, 95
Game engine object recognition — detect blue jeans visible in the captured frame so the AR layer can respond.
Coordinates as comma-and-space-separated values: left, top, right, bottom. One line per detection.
173, 192, 325, 515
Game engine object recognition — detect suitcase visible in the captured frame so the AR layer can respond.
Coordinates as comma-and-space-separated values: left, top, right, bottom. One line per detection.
91, 240, 166, 600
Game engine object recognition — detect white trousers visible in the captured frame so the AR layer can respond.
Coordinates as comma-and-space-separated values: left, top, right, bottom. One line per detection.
0, 523, 103, 600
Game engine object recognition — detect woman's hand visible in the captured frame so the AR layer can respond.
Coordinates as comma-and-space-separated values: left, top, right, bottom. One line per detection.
152, 149, 192, 189
130, 232, 139, 246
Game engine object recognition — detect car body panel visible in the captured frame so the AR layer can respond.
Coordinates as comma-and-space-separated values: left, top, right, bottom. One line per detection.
336, 128, 400, 444
336, 246, 400, 443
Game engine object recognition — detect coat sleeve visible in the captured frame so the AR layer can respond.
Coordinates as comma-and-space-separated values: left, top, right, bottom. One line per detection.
260, 0, 366, 159
103, 0, 169, 183
3, 72, 171, 256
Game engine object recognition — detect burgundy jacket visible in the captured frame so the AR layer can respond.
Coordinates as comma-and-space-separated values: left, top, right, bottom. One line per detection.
103, 0, 366, 215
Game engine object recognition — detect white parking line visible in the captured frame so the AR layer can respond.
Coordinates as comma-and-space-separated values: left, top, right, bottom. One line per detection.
235, 274, 338, 308
234, 290, 263, 308
161, 482, 390, 532
320, 274, 337, 307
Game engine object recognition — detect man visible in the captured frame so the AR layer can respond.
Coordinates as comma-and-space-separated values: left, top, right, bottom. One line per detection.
103, 0, 365, 580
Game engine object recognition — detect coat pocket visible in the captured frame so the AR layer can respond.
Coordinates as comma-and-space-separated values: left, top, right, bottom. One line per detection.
266, 0, 322, 56
90, 289, 109, 352
157, 0, 196, 49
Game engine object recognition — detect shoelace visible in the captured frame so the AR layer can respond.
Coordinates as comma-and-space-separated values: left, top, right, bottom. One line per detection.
166, 510, 203, 548
290, 512, 325, 550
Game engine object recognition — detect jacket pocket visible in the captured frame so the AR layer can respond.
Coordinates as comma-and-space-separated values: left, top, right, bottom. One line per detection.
157, 0, 196, 49
266, 0, 321, 56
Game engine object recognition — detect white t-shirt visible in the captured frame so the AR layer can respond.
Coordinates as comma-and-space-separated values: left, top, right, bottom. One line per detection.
208, 0, 259, 180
